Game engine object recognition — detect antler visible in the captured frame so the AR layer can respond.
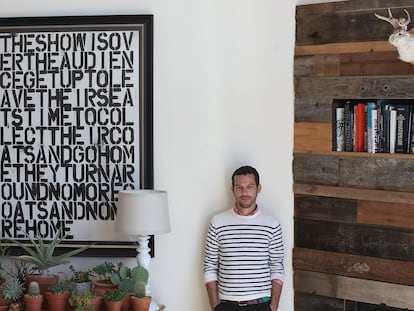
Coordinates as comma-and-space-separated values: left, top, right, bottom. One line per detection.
375, 8, 411, 31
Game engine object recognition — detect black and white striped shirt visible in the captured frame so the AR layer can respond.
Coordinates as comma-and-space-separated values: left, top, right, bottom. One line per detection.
203, 207, 284, 301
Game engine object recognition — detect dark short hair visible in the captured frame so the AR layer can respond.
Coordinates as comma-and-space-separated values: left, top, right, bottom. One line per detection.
231, 166, 260, 186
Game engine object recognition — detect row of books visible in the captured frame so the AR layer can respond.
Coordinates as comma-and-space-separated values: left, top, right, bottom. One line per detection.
332, 99, 414, 154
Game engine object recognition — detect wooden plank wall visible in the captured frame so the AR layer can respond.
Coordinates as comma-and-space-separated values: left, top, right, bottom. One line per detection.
294, 1, 414, 310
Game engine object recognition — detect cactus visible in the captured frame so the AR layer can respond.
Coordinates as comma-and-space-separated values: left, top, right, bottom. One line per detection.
27, 281, 41, 296
132, 266, 149, 298
110, 264, 149, 296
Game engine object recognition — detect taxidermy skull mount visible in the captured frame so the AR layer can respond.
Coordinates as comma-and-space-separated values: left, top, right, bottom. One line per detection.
375, 8, 414, 63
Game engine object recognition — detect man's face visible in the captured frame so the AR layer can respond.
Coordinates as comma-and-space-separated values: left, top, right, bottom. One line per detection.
232, 173, 262, 210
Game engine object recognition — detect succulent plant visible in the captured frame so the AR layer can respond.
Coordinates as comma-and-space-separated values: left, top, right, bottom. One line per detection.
11, 229, 93, 276
110, 264, 149, 297
27, 281, 41, 296
0, 279, 23, 301
132, 266, 149, 298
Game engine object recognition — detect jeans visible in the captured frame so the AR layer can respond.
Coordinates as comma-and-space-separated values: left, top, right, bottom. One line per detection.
214, 302, 271, 311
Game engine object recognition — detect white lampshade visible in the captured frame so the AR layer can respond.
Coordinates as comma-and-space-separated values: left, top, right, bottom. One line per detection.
116, 190, 171, 236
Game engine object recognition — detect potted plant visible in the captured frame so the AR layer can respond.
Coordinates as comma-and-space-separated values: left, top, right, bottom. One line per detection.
11, 229, 92, 295
129, 266, 151, 311
110, 263, 135, 311
0, 278, 24, 311
91, 262, 117, 296
69, 290, 104, 311
45, 281, 73, 311
0, 243, 9, 287
104, 289, 127, 311
69, 265, 92, 294
23, 281, 43, 311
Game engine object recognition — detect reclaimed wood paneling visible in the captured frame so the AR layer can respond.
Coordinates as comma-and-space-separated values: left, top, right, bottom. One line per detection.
296, 76, 414, 100
296, 7, 414, 45
295, 292, 352, 311
293, 154, 339, 185
294, 270, 414, 310
295, 292, 411, 311
294, 195, 357, 223
294, 122, 331, 153
293, 247, 414, 285
294, 1, 414, 309
294, 154, 414, 192
295, 52, 414, 78
294, 183, 414, 204
357, 200, 414, 229
295, 41, 394, 56
295, 219, 414, 261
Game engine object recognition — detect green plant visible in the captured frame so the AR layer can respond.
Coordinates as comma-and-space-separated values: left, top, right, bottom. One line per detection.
47, 281, 74, 294
110, 262, 133, 292
69, 265, 91, 283
26, 281, 41, 296
91, 262, 115, 282
103, 289, 127, 301
69, 291, 94, 311
11, 229, 93, 276
0, 242, 9, 278
132, 266, 149, 298
0, 278, 24, 301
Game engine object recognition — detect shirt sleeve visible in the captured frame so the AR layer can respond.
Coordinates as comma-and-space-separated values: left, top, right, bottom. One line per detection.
203, 222, 219, 284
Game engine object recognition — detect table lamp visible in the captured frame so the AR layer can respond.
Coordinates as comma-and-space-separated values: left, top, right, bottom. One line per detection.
115, 189, 170, 310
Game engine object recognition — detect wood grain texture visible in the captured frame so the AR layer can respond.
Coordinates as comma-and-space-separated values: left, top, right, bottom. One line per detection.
294, 122, 331, 153
295, 194, 357, 223
294, 183, 414, 204
295, 52, 414, 78
294, 270, 414, 310
296, 6, 414, 45
295, 41, 394, 56
295, 218, 414, 261
293, 247, 414, 285
295, 76, 414, 99
358, 200, 414, 229
294, 154, 414, 192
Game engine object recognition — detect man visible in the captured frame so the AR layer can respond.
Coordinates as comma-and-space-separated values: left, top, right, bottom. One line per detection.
203, 165, 284, 311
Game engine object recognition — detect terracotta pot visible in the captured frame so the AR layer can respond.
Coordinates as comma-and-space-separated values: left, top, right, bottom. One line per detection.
89, 296, 104, 311
25, 274, 59, 295
92, 280, 117, 296
105, 299, 124, 311
24, 294, 44, 311
45, 292, 69, 311
130, 296, 152, 311
121, 293, 132, 311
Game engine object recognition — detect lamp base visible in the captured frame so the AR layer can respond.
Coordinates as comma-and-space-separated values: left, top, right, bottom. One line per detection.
149, 300, 159, 311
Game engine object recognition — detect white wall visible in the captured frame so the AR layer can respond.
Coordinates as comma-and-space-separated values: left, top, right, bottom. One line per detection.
1, 0, 299, 310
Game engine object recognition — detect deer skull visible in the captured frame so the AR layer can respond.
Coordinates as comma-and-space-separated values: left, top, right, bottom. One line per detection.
375, 8, 414, 63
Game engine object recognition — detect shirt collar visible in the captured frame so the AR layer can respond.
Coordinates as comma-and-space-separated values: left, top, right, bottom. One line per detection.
233, 204, 259, 216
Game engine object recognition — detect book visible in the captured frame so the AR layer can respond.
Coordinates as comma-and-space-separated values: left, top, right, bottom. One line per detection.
336, 107, 345, 152
394, 105, 411, 153
353, 103, 366, 152
344, 101, 354, 152
367, 102, 377, 153
389, 107, 397, 154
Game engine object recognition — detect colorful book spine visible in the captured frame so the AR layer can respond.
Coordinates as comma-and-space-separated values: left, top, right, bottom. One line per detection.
354, 103, 366, 152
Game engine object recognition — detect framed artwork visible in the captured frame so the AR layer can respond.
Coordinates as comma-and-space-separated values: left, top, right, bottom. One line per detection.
0, 15, 154, 256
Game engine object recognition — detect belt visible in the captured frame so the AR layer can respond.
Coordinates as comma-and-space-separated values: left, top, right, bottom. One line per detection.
222, 297, 270, 307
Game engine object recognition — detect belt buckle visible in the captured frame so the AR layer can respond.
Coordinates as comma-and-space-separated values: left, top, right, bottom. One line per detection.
238, 301, 248, 307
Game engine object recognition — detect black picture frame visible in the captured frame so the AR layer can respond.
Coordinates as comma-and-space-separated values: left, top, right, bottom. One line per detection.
0, 15, 154, 257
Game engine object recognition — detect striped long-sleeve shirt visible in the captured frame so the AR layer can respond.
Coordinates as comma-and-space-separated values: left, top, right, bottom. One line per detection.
203, 207, 284, 301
